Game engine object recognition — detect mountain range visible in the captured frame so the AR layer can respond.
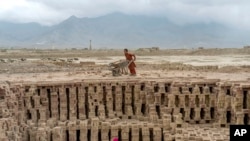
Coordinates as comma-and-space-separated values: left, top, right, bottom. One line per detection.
0, 12, 249, 49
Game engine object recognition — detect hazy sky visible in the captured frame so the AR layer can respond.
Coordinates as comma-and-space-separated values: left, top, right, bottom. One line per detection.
0, 0, 250, 29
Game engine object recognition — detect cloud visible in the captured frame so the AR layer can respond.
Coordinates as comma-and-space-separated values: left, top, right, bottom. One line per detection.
157, 0, 250, 28
0, 0, 250, 30
0, 0, 64, 25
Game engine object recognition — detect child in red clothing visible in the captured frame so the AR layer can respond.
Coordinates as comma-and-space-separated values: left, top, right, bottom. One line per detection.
124, 48, 136, 75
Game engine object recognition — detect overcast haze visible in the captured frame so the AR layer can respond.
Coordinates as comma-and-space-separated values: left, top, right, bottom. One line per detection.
1, 0, 250, 30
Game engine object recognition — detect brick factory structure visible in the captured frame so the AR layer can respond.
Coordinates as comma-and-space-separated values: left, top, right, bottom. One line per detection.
0, 77, 250, 141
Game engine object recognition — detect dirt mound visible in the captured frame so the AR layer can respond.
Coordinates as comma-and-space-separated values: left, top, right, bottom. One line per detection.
217, 66, 250, 73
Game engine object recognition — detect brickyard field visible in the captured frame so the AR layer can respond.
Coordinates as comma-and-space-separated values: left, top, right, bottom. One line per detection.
0, 47, 250, 141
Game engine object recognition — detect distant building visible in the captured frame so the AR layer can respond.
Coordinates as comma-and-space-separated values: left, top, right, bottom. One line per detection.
243, 46, 250, 49
151, 47, 160, 51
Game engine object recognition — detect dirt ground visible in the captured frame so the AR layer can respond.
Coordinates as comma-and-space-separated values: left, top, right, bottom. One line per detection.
0, 48, 250, 82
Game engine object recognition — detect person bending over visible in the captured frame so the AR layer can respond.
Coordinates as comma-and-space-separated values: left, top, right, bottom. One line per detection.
124, 48, 136, 76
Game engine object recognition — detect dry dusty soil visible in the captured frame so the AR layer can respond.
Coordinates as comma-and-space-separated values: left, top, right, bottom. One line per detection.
0, 48, 249, 82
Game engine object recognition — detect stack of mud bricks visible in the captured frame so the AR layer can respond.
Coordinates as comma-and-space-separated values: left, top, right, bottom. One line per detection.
79, 120, 88, 141
101, 122, 110, 141
88, 85, 98, 118
216, 85, 229, 127
88, 83, 105, 119
177, 126, 230, 141
233, 84, 250, 125
131, 123, 139, 141
139, 87, 146, 120
0, 119, 11, 141
90, 117, 99, 141
133, 84, 142, 118
120, 123, 129, 141
50, 88, 59, 120
52, 126, 64, 141
145, 84, 154, 118
148, 104, 158, 122
0, 79, 250, 141
58, 86, 67, 121
141, 123, 150, 141
215, 83, 250, 126
0, 86, 8, 119
124, 84, 133, 119
154, 127, 163, 140
111, 124, 119, 140
106, 84, 114, 118
78, 86, 86, 120
70, 87, 77, 120
67, 121, 76, 141
169, 83, 217, 124
114, 84, 123, 117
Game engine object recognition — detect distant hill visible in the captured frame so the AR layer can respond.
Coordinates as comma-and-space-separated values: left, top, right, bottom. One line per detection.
0, 12, 249, 49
